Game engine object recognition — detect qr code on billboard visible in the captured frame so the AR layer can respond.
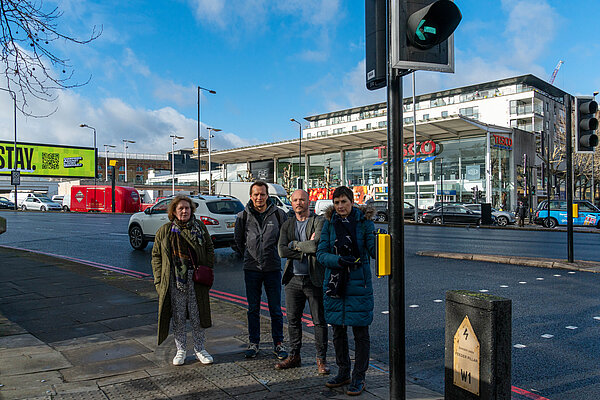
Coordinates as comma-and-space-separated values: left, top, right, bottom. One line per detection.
42, 152, 60, 169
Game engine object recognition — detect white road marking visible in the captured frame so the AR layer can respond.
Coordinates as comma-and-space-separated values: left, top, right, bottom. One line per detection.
519, 281, 527, 284
553, 274, 561, 277
568, 271, 576, 274
566, 326, 578, 330
381, 311, 389, 314
433, 299, 443, 303
479, 289, 489, 293
514, 344, 527, 349
594, 317, 600, 321
500, 285, 509, 288
541, 334, 554, 339
536, 278, 544, 281
409, 305, 419, 308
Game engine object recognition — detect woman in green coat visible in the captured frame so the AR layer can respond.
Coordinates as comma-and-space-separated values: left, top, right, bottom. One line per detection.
151, 195, 214, 366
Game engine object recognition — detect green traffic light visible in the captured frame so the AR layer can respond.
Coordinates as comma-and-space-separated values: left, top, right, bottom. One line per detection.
416, 19, 437, 41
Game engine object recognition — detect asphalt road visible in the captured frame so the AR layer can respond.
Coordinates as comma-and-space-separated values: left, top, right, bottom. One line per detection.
2, 210, 600, 399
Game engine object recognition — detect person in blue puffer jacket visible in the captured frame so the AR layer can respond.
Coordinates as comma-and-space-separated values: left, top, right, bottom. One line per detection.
317, 186, 375, 396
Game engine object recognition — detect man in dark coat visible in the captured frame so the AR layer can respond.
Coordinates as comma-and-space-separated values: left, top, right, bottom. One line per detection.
234, 181, 288, 360
276, 189, 329, 374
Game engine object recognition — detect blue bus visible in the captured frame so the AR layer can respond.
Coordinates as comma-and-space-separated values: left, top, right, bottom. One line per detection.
534, 200, 600, 228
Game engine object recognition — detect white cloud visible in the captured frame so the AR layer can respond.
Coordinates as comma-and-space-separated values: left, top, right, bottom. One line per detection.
187, 0, 340, 61
0, 90, 251, 156
152, 80, 197, 108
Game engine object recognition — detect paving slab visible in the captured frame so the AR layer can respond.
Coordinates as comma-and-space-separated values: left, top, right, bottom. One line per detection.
60, 354, 157, 382
61, 339, 153, 365
0, 333, 44, 349
0, 350, 72, 376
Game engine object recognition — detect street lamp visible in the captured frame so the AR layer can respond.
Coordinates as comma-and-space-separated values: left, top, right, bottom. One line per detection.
170, 134, 184, 195
0, 88, 18, 210
198, 86, 216, 194
206, 127, 221, 195
79, 124, 97, 186
290, 118, 302, 189
122, 139, 135, 183
593, 91, 599, 204
103, 145, 116, 181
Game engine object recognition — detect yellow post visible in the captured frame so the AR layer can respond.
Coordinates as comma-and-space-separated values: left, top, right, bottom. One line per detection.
573, 203, 579, 219
377, 233, 391, 277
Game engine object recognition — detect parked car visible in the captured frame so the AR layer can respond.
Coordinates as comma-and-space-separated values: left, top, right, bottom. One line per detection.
463, 204, 516, 226
534, 200, 600, 228
20, 197, 62, 211
369, 200, 425, 222
128, 195, 244, 250
51, 195, 64, 205
0, 196, 15, 209
421, 205, 484, 225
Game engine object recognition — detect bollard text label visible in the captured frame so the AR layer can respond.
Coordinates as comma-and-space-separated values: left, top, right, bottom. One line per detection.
453, 315, 480, 395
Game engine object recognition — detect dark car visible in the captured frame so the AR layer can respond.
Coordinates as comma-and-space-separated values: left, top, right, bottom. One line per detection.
0, 196, 15, 209
421, 204, 483, 225
369, 200, 425, 222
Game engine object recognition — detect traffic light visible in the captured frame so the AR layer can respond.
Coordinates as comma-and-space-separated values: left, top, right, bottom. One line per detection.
575, 96, 599, 153
391, 0, 462, 73
365, 0, 387, 90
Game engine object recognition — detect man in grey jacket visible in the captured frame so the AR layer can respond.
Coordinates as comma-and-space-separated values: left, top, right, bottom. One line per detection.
234, 181, 288, 360
276, 189, 329, 374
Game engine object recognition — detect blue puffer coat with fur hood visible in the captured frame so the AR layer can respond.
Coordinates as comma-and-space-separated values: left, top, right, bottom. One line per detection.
316, 205, 375, 327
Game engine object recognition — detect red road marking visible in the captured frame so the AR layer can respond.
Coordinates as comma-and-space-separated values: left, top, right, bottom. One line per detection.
511, 386, 552, 400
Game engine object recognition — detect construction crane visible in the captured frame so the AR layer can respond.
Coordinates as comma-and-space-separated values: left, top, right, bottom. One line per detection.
549, 60, 564, 85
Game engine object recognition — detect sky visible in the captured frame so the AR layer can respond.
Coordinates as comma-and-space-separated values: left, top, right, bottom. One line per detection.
0, 0, 598, 156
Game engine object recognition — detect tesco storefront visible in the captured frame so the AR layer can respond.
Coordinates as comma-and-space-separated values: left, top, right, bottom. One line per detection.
207, 116, 535, 212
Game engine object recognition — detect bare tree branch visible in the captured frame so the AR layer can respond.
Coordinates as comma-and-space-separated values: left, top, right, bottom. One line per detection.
0, 0, 101, 115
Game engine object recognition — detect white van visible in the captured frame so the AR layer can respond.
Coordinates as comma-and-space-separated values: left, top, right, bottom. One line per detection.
314, 199, 333, 216
215, 181, 291, 213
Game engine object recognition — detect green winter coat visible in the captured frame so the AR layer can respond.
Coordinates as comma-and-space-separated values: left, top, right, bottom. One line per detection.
151, 221, 215, 346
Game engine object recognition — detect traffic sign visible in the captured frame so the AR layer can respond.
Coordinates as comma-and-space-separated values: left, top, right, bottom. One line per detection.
10, 170, 20, 186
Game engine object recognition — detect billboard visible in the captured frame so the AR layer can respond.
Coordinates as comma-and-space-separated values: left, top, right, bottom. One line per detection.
0, 141, 96, 178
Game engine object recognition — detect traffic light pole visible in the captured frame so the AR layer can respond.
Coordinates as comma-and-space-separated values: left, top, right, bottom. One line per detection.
566, 94, 574, 263
388, 1, 405, 398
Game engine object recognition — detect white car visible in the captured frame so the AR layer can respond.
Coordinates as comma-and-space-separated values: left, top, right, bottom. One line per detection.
127, 195, 244, 250
463, 203, 516, 226
21, 197, 62, 211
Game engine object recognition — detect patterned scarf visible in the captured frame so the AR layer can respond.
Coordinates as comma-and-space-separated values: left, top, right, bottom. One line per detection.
170, 215, 205, 291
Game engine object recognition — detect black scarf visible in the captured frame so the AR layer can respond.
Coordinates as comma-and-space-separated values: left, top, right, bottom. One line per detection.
170, 215, 205, 291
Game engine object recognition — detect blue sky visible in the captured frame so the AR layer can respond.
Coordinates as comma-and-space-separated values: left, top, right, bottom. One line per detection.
0, 0, 598, 155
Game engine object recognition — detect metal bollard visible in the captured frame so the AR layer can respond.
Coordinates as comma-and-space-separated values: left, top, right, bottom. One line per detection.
445, 290, 512, 400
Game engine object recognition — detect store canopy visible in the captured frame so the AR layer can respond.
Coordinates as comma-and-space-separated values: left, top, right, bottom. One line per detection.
201, 116, 513, 164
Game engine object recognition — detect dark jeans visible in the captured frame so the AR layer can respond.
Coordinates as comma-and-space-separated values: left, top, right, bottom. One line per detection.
244, 269, 284, 345
284, 275, 328, 359
332, 325, 370, 382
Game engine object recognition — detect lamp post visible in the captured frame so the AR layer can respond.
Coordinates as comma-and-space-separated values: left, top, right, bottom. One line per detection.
593, 91, 599, 204
290, 118, 302, 189
0, 88, 18, 210
170, 134, 184, 194
122, 139, 135, 183
198, 86, 216, 194
79, 124, 97, 186
206, 127, 221, 195
103, 144, 116, 181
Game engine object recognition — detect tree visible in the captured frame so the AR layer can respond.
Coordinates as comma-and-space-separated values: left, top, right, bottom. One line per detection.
0, 0, 101, 113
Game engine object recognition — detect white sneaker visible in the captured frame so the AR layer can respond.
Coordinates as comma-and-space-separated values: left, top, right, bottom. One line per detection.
173, 350, 186, 366
195, 349, 213, 365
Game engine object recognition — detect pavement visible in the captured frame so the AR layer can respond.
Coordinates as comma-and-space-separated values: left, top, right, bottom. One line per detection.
0, 246, 443, 400
417, 251, 600, 273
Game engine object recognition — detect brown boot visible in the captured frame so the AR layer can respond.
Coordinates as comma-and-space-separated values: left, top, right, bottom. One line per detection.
316, 358, 330, 375
275, 353, 301, 370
